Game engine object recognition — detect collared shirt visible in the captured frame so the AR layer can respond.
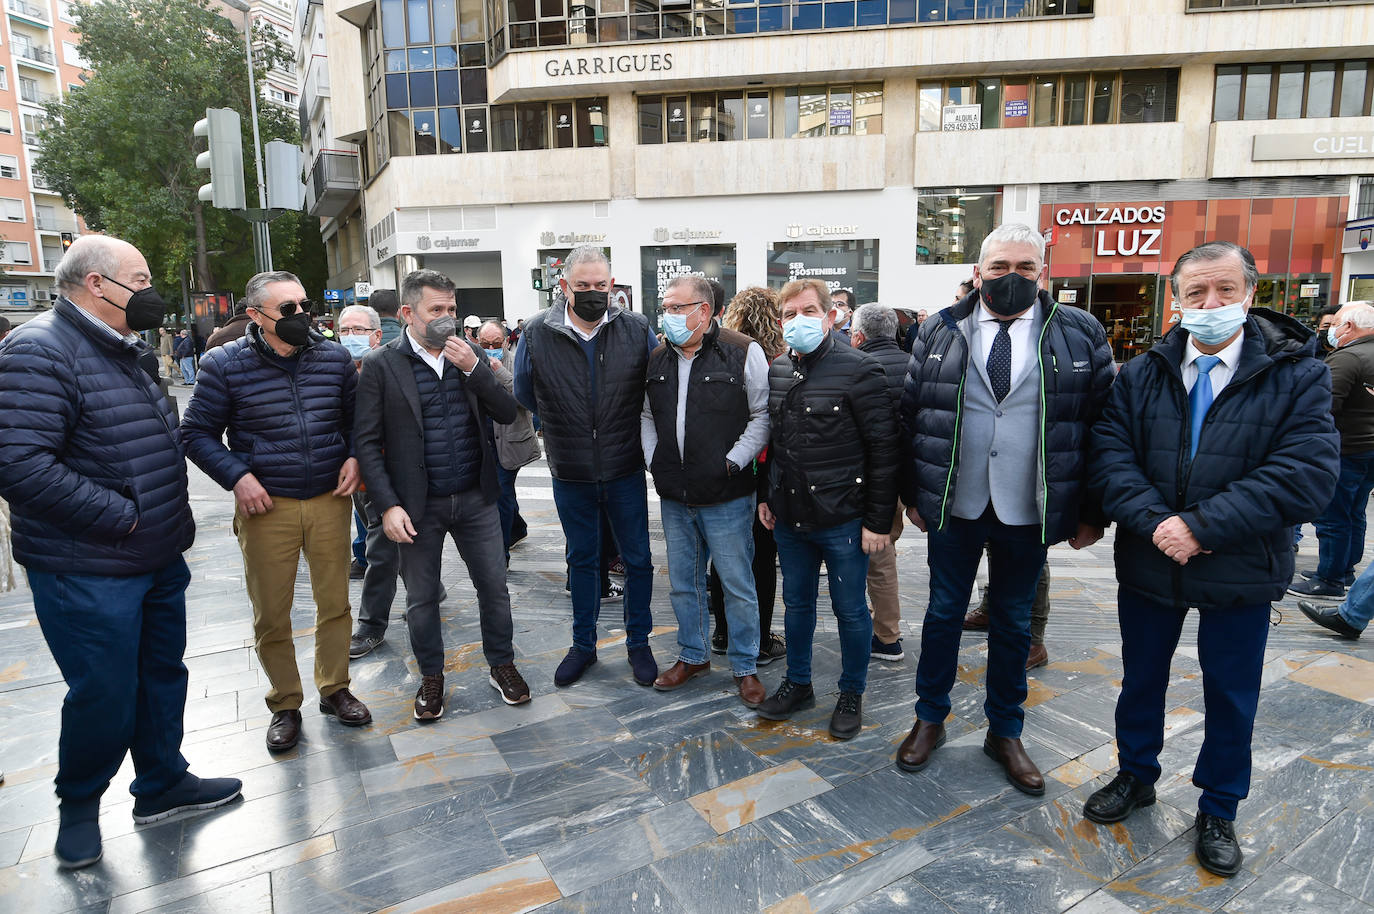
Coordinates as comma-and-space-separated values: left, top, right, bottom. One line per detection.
640, 338, 771, 470
563, 300, 607, 341
976, 302, 1036, 384
406, 327, 475, 379
1182, 332, 1243, 397
70, 298, 141, 346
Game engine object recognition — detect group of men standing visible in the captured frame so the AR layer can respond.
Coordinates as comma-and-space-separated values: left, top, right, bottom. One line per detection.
0, 224, 1345, 881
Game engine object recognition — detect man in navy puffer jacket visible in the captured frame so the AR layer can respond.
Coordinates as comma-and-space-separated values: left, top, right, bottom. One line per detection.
182, 270, 371, 754
0, 235, 241, 869
1083, 241, 1340, 878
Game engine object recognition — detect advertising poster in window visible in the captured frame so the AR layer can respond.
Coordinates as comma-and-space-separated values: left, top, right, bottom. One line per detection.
766, 240, 879, 304
942, 104, 981, 130
640, 245, 737, 318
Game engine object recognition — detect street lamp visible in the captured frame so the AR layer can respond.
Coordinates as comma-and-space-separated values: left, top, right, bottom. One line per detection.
221, 0, 273, 272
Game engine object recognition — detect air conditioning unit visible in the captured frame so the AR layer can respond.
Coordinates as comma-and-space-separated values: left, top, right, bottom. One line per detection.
34, 288, 51, 301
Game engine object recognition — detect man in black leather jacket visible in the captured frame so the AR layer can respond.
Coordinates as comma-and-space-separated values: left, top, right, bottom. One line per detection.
754, 279, 899, 741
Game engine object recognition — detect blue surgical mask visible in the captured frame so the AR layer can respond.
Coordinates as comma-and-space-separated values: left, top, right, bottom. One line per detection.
483, 347, 504, 360
661, 312, 694, 346
782, 315, 827, 354
1327, 325, 1343, 349
1179, 299, 1248, 346
342, 335, 371, 359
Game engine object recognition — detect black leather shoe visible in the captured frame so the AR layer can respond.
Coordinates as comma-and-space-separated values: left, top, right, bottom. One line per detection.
266, 710, 302, 752
1194, 812, 1243, 877
829, 692, 863, 740
1083, 771, 1156, 824
319, 688, 373, 726
756, 679, 816, 721
1298, 600, 1363, 639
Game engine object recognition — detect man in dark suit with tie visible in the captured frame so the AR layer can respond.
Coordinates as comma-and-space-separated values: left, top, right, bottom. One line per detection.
1085, 241, 1339, 877
353, 269, 531, 720
896, 222, 1115, 795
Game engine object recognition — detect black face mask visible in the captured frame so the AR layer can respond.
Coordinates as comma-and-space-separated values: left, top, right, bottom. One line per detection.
980, 272, 1040, 318
100, 275, 166, 332
571, 289, 608, 323
273, 312, 313, 347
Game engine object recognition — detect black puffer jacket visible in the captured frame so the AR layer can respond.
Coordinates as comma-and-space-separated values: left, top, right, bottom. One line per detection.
900, 290, 1116, 545
766, 331, 899, 533
1091, 309, 1340, 610
857, 336, 909, 412
0, 299, 195, 575
182, 321, 356, 499
513, 304, 656, 483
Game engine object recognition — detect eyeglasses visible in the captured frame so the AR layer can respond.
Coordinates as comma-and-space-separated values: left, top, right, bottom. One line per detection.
338, 327, 375, 336
661, 300, 707, 316
263, 299, 314, 317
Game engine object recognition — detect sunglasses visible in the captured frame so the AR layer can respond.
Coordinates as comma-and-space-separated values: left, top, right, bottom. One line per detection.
261, 299, 314, 317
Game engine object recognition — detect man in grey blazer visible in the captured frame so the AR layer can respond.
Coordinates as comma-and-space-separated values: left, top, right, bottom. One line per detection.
477, 320, 540, 565
354, 270, 530, 720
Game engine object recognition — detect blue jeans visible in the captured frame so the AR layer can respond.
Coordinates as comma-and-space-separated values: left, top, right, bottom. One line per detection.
773, 519, 871, 695
178, 356, 196, 384
916, 508, 1046, 738
1314, 451, 1374, 586
551, 472, 654, 652
1114, 588, 1269, 820
1338, 560, 1374, 630
352, 507, 368, 566
661, 495, 760, 675
28, 557, 193, 803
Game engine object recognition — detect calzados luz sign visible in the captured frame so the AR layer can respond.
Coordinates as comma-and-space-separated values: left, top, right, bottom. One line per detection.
1055, 205, 1166, 257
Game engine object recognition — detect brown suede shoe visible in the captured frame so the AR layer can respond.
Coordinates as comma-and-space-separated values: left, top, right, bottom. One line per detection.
319, 688, 373, 727
653, 660, 710, 692
983, 734, 1045, 795
895, 720, 946, 772
265, 710, 302, 752
736, 674, 766, 708
1025, 643, 1049, 671
963, 607, 990, 631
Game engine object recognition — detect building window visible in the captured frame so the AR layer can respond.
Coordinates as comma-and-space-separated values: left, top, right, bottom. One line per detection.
916, 187, 1002, 265
0, 68, 7, 92
2, 241, 32, 265
0, 197, 24, 221
0, 155, 19, 180
1358, 177, 1374, 221
919, 70, 1176, 130
1213, 60, 1373, 121
639, 84, 878, 144
0, 111, 11, 135
1188, 0, 1361, 7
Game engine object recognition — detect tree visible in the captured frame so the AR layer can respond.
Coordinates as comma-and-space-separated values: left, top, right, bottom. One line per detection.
35, 0, 318, 302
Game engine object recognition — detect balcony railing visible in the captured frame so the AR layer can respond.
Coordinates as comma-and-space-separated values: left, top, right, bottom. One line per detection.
6, 0, 49, 22
308, 150, 360, 219
14, 44, 55, 66
19, 87, 59, 106
35, 212, 76, 232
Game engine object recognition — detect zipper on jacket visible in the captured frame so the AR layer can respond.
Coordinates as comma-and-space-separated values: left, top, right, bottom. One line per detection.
1035, 302, 1059, 544
938, 371, 966, 531
291, 365, 313, 491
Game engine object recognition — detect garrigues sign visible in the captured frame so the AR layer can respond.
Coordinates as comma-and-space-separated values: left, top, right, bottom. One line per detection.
1054, 205, 1166, 257
1253, 131, 1374, 161
544, 52, 674, 78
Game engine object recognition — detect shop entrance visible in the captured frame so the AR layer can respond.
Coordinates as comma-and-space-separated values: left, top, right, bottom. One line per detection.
1087, 274, 1156, 363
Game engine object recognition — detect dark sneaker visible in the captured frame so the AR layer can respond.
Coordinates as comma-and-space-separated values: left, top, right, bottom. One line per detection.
1194, 812, 1243, 877
489, 663, 532, 705
132, 773, 243, 825
756, 679, 816, 721
1083, 771, 1156, 824
349, 631, 384, 659
628, 644, 658, 686
55, 800, 102, 870
1287, 577, 1346, 600
1298, 600, 1364, 639
609, 557, 627, 577
869, 634, 904, 662
756, 632, 787, 666
603, 580, 625, 602
829, 691, 863, 740
554, 647, 597, 687
1301, 568, 1355, 586
414, 674, 445, 720
348, 560, 366, 581
711, 630, 728, 655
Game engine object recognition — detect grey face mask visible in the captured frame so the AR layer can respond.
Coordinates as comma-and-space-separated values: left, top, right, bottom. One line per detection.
421, 314, 457, 348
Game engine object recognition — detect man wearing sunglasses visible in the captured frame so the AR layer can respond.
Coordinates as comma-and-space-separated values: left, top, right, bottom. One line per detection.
183, 271, 371, 753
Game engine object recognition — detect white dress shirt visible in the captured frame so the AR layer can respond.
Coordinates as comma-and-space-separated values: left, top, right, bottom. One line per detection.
563, 300, 607, 341
1182, 332, 1243, 396
976, 302, 1036, 385
406, 327, 475, 379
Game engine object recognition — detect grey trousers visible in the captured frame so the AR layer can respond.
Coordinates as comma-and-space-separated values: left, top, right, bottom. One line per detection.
353, 492, 401, 638
396, 489, 516, 676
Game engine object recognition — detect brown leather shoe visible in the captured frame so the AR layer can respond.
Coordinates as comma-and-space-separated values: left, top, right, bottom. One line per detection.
736, 674, 766, 708
653, 660, 710, 692
1026, 643, 1049, 671
895, 720, 946, 772
963, 606, 990, 631
266, 710, 302, 752
983, 735, 1045, 795
319, 688, 373, 727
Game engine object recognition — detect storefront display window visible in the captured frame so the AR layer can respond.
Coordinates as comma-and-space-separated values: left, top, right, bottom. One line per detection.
916, 187, 1001, 265
766, 239, 879, 304
640, 245, 738, 318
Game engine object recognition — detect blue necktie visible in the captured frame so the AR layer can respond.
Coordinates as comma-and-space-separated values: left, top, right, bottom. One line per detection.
1189, 354, 1221, 457
987, 320, 1013, 402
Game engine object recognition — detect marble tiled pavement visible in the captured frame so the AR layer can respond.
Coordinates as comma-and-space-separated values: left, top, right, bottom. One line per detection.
2, 393, 1374, 912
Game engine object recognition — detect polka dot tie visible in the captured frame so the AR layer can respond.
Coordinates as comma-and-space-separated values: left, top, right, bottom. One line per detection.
1189, 354, 1222, 458
987, 320, 1014, 402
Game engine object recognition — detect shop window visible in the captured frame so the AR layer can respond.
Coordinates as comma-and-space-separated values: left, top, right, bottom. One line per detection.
916, 187, 1000, 265
641, 244, 738, 316
766, 239, 879, 305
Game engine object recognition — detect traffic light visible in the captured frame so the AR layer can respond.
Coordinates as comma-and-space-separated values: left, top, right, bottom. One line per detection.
192, 108, 246, 210
60, 232, 73, 252
531, 267, 544, 291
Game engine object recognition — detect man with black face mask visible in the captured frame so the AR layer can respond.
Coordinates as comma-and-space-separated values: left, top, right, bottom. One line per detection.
895, 222, 1115, 796
183, 270, 372, 754
513, 245, 662, 688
